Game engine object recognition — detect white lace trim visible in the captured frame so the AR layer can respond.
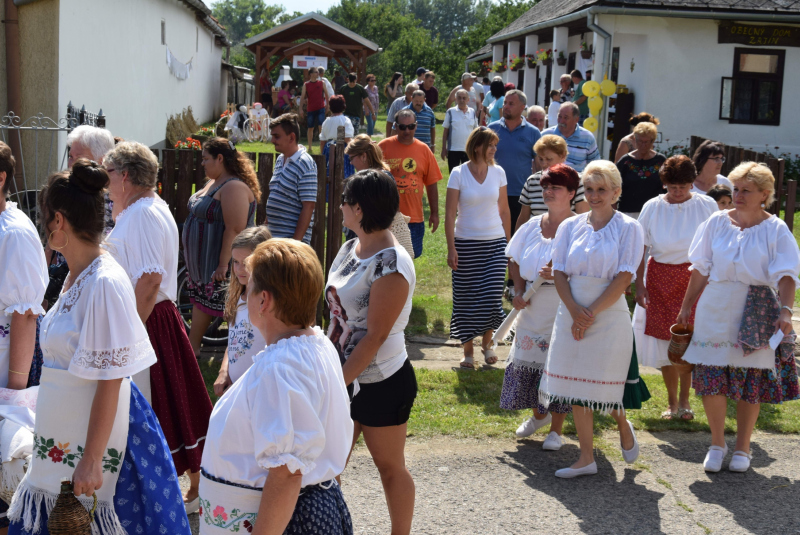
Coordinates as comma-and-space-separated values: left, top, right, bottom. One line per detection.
4, 302, 46, 317
59, 255, 105, 313
130, 264, 168, 286
71, 338, 155, 373
114, 195, 163, 222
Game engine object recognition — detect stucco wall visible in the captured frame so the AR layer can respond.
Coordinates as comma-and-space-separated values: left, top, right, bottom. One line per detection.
58, 0, 224, 151
0, 0, 7, 118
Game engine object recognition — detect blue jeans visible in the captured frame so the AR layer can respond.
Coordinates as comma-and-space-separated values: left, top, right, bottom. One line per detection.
408, 222, 425, 258
366, 114, 376, 135
306, 108, 326, 128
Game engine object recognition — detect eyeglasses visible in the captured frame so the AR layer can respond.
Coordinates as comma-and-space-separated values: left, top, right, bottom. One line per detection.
396, 123, 417, 131
708, 156, 726, 163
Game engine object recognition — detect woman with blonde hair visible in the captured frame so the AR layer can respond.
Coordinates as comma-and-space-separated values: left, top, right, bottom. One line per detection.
614, 112, 660, 163
213, 226, 272, 397
446, 127, 511, 369
616, 122, 667, 218
677, 162, 800, 473
517, 134, 588, 231
540, 160, 646, 478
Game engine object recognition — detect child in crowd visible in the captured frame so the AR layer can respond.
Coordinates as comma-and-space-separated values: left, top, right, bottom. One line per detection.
213, 226, 272, 396
547, 90, 562, 128
706, 183, 733, 210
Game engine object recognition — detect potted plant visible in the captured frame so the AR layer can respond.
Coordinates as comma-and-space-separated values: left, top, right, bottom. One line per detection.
537, 48, 553, 66
480, 60, 492, 76
580, 41, 592, 59
525, 54, 537, 68
174, 137, 202, 150
557, 50, 567, 66
509, 55, 525, 71
493, 58, 507, 73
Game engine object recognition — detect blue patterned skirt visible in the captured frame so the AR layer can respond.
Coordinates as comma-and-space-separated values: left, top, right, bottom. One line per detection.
9, 383, 191, 535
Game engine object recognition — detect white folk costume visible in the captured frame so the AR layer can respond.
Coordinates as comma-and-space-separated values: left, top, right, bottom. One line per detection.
105, 196, 212, 476
540, 212, 645, 412
683, 212, 800, 404
227, 297, 266, 384
199, 329, 353, 534
0, 203, 48, 388
499, 215, 571, 414
225, 106, 248, 144
632, 194, 717, 367
7, 254, 191, 535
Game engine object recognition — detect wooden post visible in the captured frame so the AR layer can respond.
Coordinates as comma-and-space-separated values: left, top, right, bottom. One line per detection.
256, 153, 273, 225
194, 151, 206, 194
311, 153, 328, 327
325, 126, 346, 281
768, 157, 784, 215
785, 180, 796, 232
175, 150, 195, 223
162, 149, 176, 215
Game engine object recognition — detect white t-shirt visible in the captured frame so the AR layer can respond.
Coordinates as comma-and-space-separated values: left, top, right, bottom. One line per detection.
638, 193, 717, 265
105, 196, 178, 303
689, 211, 800, 287
201, 329, 353, 488
552, 211, 645, 281
442, 107, 478, 152
547, 101, 561, 129
691, 175, 733, 195
447, 164, 507, 240
325, 241, 416, 384
320, 115, 354, 142
227, 297, 267, 384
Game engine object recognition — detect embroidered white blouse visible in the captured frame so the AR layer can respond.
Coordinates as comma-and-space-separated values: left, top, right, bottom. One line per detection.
552, 211, 645, 282
39, 254, 157, 380
689, 211, 800, 287
201, 329, 353, 488
227, 297, 266, 384
0, 202, 48, 387
105, 197, 179, 303
637, 194, 717, 265
505, 214, 559, 281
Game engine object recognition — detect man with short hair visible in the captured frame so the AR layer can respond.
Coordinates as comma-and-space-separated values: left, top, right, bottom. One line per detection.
299, 68, 331, 144
526, 105, 546, 132
317, 67, 335, 103
265, 114, 317, 244
444, 72, 483, 116
338, 73, 375, 133
542, 101, 600, 172
67, 125, 117, 229
487, 89, 541, 230
571, 69, 590, 124
332, 68, 346, 93
386, 83, 418, 137
378, 109, 442, 258
421, 71, 439, 109
405, 90, 436, 150
415, 67, 427, 85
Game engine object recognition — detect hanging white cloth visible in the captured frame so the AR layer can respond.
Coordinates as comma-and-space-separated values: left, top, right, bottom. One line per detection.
166, 45, 193, 80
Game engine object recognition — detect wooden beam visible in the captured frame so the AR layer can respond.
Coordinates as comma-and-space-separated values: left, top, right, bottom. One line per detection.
251, 41, 374, 51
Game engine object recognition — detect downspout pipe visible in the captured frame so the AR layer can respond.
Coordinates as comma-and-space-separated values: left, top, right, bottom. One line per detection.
586, 13, 611, 158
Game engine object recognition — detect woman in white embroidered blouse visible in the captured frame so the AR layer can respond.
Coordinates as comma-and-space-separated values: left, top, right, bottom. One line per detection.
677, 162, 800, 473
104, 142, 213, 510
199, 239, 353, 535
0, 141, 48, 390
632, 156, 717, 421
539, 160, 645, 479
8, 161, 190, 535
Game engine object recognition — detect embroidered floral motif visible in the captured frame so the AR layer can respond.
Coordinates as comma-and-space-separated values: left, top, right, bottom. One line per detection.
59, 256, 104, 313
536, 338, 549, 352
690, 340, 741, 349
517, 336, 534, 352
0, 324, 8, 338
199, 497, 258, 532
230, 319, 256, 364
71, 338, 154, 371
34, 434, 124, 472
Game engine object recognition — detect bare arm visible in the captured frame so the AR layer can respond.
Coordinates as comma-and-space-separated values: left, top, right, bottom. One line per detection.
776, 275, 796, 335
72, 378, 123, 497
341, 273, 409, 385
676, 270, 711, 324
445, 87, 457, 109
498, 185, 511, 241
441, 128, 449, 160
363, 97, 375, 116
445, 188, 459, 270
426, 182, 439, 233
634, 245, 649, 308
293, 201, 316, 241
217, 182, 253, 281
252, 465, 303, 535
385, 121, 393, 138
614, 141, 628, 163
575, 95, 587, 105
430, 126, 436, 148
214, 348, 232, 397
298, 85, 308, 116
135, 273, 162, 323
7, 312, 37, 389
515, 204, 531, 233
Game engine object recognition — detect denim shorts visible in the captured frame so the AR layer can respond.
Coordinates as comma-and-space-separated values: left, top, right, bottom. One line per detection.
307, 108, 326, 128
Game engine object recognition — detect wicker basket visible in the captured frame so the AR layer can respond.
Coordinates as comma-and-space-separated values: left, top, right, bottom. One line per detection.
48, 479, 96, 535
0, 459, 27, 504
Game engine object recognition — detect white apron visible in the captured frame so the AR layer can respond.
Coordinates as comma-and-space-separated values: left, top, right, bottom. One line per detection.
9, 368, 130, 535
682, 281, 774, 370
198, 472, 261, 534
508, 284, 560, 370
540, 276, 633, 412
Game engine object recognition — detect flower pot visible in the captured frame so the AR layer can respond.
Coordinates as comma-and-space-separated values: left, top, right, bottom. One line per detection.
581, 50, 592, 59
510, 65, 520, 72
527, 60, 537, 69
541, 59, 552, 67
557, 57, 567, 66
667, 324, 695, 367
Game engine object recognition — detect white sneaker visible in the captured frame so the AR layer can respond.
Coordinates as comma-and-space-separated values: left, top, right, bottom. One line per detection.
620, 420, 639, 464
542, 431, 564, 451
515, 413, 552, 438
728, 450, 752, 472
703, 444, 728, 472
555, 462, 597, 478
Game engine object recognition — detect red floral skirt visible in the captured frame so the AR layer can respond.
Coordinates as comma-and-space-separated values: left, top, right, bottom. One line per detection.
644, 259, 697, 340
146, 301, 213, 474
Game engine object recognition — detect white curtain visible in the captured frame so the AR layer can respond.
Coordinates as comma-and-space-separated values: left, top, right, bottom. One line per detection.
166, 46, 193, 80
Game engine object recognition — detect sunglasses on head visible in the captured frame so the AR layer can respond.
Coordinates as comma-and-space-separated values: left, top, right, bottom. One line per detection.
396, 123, 417, 131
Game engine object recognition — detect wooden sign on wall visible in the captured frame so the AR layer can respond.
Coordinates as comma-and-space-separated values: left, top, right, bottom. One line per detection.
718, 21, 800, 47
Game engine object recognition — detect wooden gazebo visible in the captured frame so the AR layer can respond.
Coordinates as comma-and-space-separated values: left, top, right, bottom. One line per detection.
244, 13, 380, 83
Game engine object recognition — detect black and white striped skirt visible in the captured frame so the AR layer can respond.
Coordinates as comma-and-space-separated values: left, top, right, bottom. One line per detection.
450, 237, 507, 344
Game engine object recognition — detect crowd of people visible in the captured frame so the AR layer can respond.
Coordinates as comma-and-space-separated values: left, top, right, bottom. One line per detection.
0, 60, 797, 534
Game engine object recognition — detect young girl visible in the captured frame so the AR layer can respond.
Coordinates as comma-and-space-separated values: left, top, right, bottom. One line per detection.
213, 227, 272, 396
706, 183, 733, 210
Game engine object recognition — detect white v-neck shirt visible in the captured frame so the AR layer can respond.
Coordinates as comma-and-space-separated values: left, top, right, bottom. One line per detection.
447, 163, 507, 239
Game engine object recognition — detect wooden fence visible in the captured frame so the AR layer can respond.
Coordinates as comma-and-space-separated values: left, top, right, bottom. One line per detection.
689, 136, 797, 231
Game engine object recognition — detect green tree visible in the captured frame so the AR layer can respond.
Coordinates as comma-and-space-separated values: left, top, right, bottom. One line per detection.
212, 0, 285, 44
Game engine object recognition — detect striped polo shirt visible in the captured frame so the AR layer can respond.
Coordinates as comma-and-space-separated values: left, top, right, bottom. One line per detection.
404, 103, 436, 147
266, 146, 317, 244
541, 125, 600, 172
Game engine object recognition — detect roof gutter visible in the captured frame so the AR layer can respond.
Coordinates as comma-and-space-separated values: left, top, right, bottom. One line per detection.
487, 6, 800, 44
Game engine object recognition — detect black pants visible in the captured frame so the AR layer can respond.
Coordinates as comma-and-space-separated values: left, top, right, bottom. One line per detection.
447, 151, 469, 172
508, 195, 521, 236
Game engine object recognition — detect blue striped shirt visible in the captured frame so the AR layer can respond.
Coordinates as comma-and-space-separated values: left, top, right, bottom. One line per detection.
266, 146, 317, 244
404, 103, 436, 147
541, 125, 600, 172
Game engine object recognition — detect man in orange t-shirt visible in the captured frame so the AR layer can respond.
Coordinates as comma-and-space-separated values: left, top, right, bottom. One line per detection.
378, 109, 442, 258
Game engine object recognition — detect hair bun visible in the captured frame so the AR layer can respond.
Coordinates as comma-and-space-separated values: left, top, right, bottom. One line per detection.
70, 158, 109, 194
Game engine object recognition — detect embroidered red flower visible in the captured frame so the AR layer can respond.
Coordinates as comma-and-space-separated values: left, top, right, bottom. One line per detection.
198, 506, 203, 516
213, 506, 227, 521
48, 446, 65, 463
243, 520, 253, 533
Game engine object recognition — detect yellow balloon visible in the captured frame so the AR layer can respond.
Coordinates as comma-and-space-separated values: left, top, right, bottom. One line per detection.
582, 80, 600, 98
600, 79, 617, 96
588, 95, 604, 115
583, 117, 598, 132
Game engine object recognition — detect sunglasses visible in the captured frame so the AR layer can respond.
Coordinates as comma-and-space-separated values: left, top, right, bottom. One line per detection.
396, 123, 417, 131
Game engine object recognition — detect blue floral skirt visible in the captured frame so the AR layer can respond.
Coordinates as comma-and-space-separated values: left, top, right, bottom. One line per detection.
500, 362, 572, 414
9, 383, 191, 535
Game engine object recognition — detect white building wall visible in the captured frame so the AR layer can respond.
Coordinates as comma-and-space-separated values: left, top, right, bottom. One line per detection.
57, 0, 224, 151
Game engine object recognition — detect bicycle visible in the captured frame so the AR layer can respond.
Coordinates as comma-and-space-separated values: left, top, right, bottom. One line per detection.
243, 114, 270, 143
